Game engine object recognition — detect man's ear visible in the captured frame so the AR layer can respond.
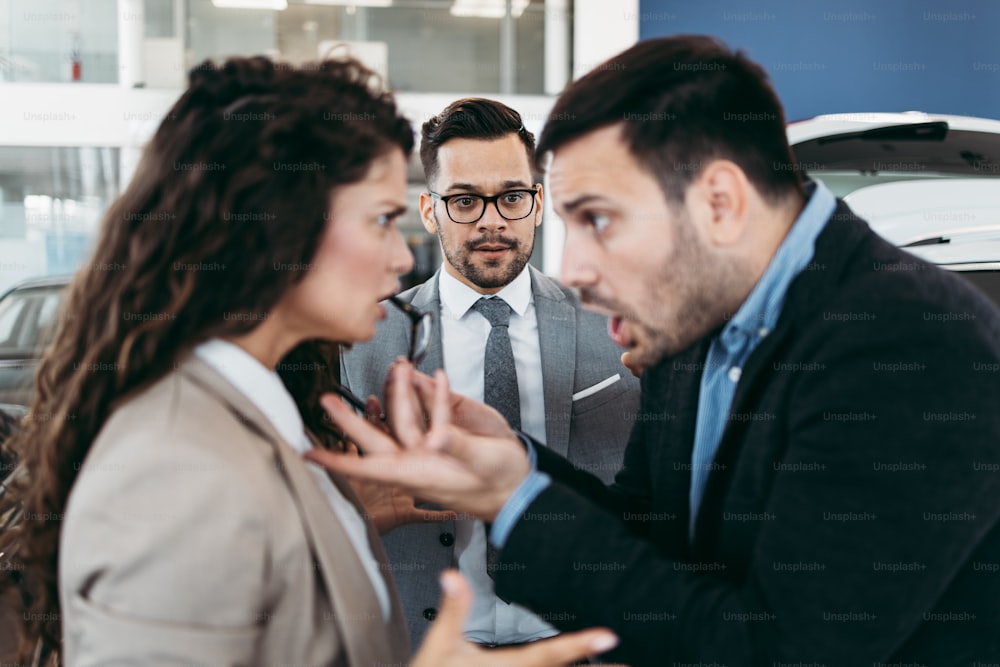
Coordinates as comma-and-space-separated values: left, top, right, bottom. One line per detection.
691, 160, 749, 247
533, 183, 544, 228
418, 191, 439, 234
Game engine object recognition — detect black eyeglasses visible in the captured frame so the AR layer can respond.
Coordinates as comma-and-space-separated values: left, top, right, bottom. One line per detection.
429, 185, 539, 224
330, 296, 433, 414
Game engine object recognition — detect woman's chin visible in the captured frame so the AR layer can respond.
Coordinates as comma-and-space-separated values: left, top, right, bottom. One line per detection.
352, 321, 380, 344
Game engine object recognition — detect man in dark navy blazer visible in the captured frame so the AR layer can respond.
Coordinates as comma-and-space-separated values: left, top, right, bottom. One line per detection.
311, 35, 1000, 667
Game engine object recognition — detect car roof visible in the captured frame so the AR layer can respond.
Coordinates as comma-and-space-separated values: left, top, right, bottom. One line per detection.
3, 275, 72, 291
787, 111, 1000, 145
0, 275, 72, 303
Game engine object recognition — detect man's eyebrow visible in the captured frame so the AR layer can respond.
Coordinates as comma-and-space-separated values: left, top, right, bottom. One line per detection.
443, 179, 532, 194
382, 204, 407, 218
559, 194, 605, 215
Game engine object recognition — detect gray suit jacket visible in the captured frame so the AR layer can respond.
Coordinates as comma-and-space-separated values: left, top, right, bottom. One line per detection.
60, 355, 410, 666
340, 265, 640, 647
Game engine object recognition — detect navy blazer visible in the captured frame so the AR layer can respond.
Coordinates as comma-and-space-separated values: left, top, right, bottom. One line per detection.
495, 203, 1000, 667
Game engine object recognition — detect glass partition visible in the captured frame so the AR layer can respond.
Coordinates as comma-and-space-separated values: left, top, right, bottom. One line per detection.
0, 146, 120, 293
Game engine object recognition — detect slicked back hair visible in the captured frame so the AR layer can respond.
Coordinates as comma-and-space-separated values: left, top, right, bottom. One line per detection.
420, 97, 536, 185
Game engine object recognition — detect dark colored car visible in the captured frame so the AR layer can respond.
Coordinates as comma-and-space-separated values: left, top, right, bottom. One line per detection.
0, 276, 70, 408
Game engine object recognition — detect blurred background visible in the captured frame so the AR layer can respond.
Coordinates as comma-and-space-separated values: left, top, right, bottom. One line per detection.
0, 0, 998, 295
0, 0, 630, 295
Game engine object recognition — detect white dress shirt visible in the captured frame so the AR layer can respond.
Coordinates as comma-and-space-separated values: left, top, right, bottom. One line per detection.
194, 339, 391, 620
438, 267, 558, 644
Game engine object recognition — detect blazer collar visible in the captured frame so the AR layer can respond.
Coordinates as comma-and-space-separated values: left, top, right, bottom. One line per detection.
177, 355, 410, 663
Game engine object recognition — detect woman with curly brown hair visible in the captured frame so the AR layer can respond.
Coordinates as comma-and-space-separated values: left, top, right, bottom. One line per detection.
0, 56, 615, 667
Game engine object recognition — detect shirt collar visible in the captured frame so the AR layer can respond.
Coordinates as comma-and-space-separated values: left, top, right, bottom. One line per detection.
722, 181, 837, 347
438, 264, 533, 319
193, 338, 310, 454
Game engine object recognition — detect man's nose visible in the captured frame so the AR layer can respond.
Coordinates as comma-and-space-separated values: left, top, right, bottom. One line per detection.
476, 200, 508, 232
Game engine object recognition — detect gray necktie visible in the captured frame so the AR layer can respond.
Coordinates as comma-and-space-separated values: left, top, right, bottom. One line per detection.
473, 296, 519, 587
472, 297, 521, 430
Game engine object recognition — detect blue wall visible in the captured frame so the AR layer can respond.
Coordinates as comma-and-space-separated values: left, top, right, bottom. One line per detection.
636, 0, 1000, 121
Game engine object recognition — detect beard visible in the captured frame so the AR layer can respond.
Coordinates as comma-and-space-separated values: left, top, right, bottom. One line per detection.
436, 216, 536, 290
580, 213, 750, 368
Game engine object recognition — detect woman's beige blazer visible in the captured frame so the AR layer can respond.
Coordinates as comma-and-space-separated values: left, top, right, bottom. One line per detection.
59, 355, 409, 666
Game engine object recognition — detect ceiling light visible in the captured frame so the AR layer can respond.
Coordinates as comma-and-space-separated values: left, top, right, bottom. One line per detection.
211, 0, 288, 9
304, 0, 394, 7
450, 0, 529, 19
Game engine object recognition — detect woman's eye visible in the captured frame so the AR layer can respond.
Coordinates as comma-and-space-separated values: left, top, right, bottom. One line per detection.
376, 213, 392, 228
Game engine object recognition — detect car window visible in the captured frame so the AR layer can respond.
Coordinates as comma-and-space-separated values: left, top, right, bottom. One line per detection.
31, 293, 63, 349
0, 286, 67, 358
0, 297, 28, 349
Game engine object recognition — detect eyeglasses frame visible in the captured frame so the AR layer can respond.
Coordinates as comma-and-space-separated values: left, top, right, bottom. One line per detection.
428, 184, 540, 225
330, 295, 433, 415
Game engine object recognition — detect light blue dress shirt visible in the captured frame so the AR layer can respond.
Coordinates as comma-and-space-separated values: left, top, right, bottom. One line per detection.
492, 182, 837, 548
687, 182, 835, 537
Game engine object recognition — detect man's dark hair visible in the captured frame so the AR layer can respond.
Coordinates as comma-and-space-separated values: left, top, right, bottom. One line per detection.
537, 35, 804, 206
420, 98, 535, 185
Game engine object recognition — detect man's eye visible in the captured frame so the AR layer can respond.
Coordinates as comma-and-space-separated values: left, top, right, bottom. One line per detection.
585, 212, 610, 232
502, 192, 525, 204
453, 197, 479, 209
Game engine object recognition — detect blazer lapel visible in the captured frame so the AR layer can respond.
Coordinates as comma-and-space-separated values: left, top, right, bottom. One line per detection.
179, 357, 410, 665
531, 267, 575, 456
410, 270, 445, 376
305, 433, 411, 658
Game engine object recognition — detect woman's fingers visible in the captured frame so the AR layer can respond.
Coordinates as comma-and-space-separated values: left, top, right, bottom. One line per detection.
425, 370, 454, 451
319, 394, 399, 456
385, 361, 434, 447
414, 571, 473, 662
411, 508, 459, 523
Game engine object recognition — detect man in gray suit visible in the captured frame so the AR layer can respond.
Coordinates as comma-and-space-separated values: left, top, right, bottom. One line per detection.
340, 98, 639, 650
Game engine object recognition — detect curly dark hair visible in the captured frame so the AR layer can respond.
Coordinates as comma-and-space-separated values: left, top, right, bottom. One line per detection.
0, 54, 413, 663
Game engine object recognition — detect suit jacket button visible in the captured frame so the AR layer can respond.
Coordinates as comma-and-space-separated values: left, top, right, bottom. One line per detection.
439, 532, 455, 546
423, 607, 437, 621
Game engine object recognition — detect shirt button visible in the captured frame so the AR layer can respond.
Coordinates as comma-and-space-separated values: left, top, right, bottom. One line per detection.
728, 367, 742, 382
758, 327, 770, 338
423, 607, 437, 621
439, 532, 455, 547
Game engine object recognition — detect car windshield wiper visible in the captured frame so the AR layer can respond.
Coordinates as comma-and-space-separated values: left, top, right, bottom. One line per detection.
903, 236, 949, 248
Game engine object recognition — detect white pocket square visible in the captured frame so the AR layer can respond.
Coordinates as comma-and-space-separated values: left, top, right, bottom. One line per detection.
571, 373, 622, 401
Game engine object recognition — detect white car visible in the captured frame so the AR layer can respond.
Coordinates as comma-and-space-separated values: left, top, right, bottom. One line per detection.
788, 112, 1000, 307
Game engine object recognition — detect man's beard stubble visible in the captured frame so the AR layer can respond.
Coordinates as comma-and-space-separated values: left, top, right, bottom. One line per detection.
435, 213, 536, 290
579, 215, 751, 367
